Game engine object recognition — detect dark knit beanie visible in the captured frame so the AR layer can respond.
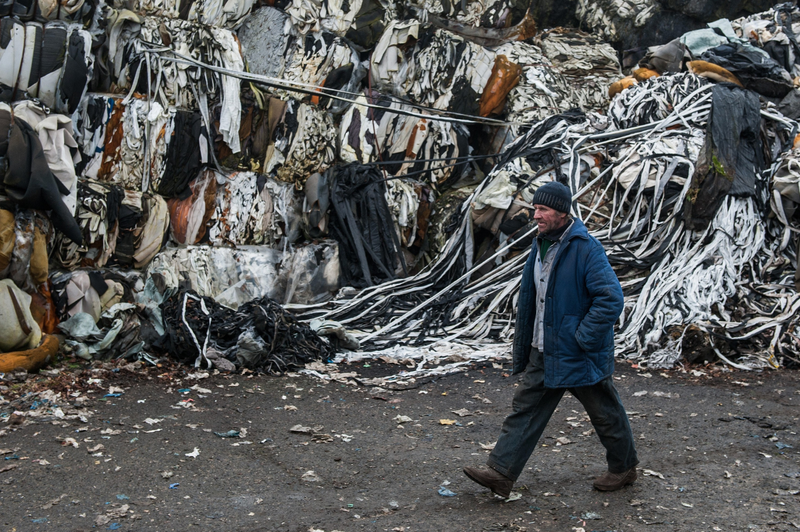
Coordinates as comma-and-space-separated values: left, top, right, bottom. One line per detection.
532, 181, 571, 213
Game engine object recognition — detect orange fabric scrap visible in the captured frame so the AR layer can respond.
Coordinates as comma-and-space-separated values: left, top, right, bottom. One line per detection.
479, 55, 522, 117
609, 76, 637, 98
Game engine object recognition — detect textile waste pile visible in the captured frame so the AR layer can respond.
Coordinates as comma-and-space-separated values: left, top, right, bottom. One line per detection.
0, 0, 799, 376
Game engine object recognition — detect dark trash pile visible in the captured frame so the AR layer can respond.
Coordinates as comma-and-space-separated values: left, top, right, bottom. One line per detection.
0, 0, 799, 375
157, 290, 334, 373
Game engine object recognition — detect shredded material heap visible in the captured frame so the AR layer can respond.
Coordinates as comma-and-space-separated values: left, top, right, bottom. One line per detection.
159, 290, 335, 373
298, 71, 800, 371
2, 0, 798, 376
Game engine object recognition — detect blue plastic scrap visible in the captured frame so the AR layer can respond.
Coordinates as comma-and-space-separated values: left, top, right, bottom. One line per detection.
438, 487, 456, 497
169, 483, 180, 489
213, 430, 240, 438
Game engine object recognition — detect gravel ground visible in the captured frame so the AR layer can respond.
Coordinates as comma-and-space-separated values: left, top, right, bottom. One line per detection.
0, 359, 798, 532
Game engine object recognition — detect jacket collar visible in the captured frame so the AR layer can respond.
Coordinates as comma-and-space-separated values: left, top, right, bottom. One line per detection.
563, 217, 589, 241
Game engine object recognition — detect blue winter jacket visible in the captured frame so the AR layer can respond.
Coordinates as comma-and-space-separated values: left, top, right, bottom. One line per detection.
511, 218, 624, 387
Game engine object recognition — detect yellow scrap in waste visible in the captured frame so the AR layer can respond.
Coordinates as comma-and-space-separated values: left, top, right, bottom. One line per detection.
439, 419, 456, 425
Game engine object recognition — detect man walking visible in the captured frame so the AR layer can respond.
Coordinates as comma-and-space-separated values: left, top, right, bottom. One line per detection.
463, 181, 638, 498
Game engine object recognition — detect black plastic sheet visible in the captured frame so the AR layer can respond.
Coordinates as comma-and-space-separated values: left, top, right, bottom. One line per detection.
700, 43, 794, 98
328, 164, 406, 287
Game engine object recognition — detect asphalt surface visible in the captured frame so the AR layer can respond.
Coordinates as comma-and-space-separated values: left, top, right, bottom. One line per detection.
0, 359, 798, 532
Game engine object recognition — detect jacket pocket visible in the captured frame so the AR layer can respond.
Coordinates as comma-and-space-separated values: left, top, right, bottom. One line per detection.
556, 314, 582, 356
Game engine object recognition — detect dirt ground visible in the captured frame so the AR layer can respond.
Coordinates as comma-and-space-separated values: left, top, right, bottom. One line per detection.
0, 358, 798, 532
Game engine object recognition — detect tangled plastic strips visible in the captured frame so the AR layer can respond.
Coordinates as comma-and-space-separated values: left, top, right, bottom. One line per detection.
302, 73, 800, 370
160, 289, 334, 374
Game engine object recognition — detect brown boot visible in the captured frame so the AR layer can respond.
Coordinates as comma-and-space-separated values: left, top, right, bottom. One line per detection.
463, 466, 513, 498
593, 467, 637, 491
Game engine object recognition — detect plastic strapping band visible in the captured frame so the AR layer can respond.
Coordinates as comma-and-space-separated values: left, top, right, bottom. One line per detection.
8, 285, 32, 336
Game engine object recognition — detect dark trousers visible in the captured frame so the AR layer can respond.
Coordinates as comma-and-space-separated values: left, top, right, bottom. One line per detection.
487, 349, 638, 481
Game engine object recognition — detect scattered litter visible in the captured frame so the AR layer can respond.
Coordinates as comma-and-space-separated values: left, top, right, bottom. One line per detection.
95, 505, 130, 526
438, 486, 457, 497
185, 448, 200, 458
213, 430, 241, 438
439, 420, 456, 426
41, 494, 68, 509
302, 471, 321, 482
290, 425, 324, 434
643, 469, 665, 479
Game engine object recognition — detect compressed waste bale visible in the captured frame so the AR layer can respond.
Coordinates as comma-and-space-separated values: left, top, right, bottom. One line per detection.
536, 28, 622, 112
264, 102, 337, 188
76, 95, 210, 197
105, 12, 243, 152
237, 7, 292, 80
147, 246, 286, 303
337, 92, 470, 188
11, 101, 79, 216
51, 180, 120, 269
0, 19, 93, 114
244, 176, 303, 246
498, 41, 577, 127
0, 105, 82, 245
110, 0, 255, 28
242, 15, 365, 112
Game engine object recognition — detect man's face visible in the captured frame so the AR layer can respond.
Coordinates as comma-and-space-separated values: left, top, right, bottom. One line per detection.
533, 204, 569, 235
